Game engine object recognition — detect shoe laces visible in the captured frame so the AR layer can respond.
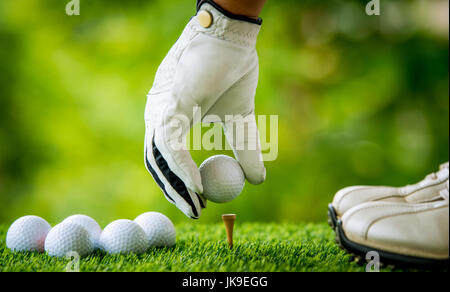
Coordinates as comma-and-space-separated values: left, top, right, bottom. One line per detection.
401, 162, 449, 194
440, 180, 449, 201
422, 161, 448, 182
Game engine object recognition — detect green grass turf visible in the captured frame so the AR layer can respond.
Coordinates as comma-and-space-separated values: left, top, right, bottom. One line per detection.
0, 222, 426, 272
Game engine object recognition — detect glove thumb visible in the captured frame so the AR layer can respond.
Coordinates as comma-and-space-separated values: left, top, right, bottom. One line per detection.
223, 113, 266, 185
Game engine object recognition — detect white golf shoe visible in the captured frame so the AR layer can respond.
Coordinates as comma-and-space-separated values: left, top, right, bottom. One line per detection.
328, 162, 449, 229
335, 182, 449, 268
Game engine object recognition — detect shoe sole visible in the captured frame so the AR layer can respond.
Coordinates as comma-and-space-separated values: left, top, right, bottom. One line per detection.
335, 219, 449, 270
327, 204, 338, 230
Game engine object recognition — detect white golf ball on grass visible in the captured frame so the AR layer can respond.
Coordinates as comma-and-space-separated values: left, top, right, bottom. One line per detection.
62, 214, 102, 249
199, 155, 245, 203
99, 219, 149, 255
6, 215, 51, 253
44, 222, 94, 257
134, 212, 176, 247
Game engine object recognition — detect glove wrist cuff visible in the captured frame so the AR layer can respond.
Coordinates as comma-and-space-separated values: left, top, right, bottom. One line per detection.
197, 0, 263, 25
192, 2, 261, 48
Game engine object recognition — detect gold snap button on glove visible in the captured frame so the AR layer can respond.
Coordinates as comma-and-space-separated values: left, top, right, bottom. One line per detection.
198, 10, 213, 28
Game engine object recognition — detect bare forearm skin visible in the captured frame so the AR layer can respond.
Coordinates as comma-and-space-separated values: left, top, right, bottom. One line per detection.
213, 0, 267, 19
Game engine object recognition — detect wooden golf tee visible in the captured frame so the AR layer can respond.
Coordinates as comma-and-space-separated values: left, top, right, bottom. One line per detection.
222, 214, 236, 248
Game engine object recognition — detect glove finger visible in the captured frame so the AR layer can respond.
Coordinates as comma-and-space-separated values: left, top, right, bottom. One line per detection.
155, 108, 203, 194
223, 113, 266, 185
144, 128, 204, 219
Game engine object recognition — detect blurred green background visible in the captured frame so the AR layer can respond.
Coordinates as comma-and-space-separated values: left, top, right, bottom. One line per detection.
0, 0, 448, 226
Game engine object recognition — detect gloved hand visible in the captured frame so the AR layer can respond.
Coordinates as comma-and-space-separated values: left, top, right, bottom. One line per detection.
144, 0, 266, 219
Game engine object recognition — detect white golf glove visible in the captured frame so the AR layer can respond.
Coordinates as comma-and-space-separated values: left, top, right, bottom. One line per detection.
144, 0, 266, 219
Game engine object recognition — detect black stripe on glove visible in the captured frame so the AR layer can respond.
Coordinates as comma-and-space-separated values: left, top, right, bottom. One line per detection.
147, 136, 199, 218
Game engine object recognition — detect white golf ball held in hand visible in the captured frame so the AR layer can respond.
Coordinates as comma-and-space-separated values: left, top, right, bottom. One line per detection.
199, 155, 245, 203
